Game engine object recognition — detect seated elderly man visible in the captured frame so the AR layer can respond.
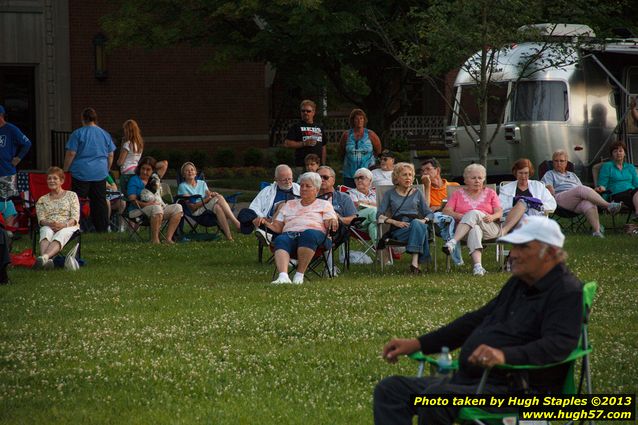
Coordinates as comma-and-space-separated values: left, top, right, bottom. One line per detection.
420, 158, 459, 212
317, 165, 357, 246
248, 164, 300, 244
373, 216, 583, 424
264, 172, 338, 284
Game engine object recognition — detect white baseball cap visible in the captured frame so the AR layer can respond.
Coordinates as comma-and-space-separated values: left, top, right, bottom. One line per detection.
497, 216, 565, 248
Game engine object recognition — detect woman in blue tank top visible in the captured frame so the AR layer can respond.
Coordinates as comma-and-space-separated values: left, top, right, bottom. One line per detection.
339, 109, 382, 187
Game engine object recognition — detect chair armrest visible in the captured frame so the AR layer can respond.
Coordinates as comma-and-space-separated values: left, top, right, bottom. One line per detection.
409, 351, 459, 376
474, 345, 591, 393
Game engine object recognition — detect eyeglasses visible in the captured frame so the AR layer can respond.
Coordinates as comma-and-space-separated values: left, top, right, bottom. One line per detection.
277, 177, 293, 182
300, 109, 313, 113
319, 175, 331, 180
354, 176, 367, 180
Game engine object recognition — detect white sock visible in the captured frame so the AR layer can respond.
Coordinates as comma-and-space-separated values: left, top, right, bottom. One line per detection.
278, 272, 289, 280
41, 254, 49, 261
294, 272, 304, 281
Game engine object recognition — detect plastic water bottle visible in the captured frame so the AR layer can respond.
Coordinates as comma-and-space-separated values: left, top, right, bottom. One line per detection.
437, 346, 452, 375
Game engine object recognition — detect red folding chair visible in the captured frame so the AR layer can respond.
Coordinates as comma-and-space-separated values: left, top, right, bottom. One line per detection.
28, 172, 88, 258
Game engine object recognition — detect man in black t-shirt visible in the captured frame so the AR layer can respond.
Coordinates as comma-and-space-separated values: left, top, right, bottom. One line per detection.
284, 99, 326, 168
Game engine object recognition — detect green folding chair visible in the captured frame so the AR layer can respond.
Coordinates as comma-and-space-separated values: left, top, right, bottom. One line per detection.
410, 281, 597, 425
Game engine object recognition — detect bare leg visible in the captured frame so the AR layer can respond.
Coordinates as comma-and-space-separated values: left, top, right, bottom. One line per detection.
151, 213, 162, 244
215, 196, 241, 230
5, 215, 17, 228
451, 222, 471, 242
274, 249, 291, 273
214, 204, 233, 240
155, 160, 169, 178
42, 240, 62, 258
501, 201, 526, 235
470, 249, 482, 266
164, 212, 183, 243
296, 247, 315, 273
583, 207, 601, 233
40, 239, 51, 254
411, 253, 419, 268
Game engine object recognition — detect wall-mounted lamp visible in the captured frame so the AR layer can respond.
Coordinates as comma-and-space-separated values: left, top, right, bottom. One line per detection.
93, 33, 107, 81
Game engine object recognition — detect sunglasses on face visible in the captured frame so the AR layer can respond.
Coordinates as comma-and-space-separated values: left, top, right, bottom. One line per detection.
301, 109, 313, 113
319, 175, 331, 180
354, 176, 367, 180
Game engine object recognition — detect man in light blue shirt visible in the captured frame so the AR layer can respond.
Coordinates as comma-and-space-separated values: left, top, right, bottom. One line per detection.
64, 108, 116, 232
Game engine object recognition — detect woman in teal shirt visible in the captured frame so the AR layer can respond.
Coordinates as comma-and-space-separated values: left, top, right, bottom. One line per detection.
596, 141, 638, 220
339, 109, 382, 187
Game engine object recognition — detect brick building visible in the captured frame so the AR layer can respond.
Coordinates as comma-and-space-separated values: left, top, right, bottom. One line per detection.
1, 0, 272, 170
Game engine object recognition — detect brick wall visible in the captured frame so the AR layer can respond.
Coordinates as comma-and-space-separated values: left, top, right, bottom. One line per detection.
68, 1, 270, 154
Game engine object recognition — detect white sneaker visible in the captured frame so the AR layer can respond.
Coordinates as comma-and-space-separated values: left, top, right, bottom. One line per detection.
443, 239, 457, 255
330, 265, 341, 277
292, 275, 304, 284
592, 231, 604, 238
271, 275, 292, 284
473, 264, 487, 276
255, 229, 272, 245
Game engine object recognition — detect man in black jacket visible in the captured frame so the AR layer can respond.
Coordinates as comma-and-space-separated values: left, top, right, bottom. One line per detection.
373, 216, 583, 425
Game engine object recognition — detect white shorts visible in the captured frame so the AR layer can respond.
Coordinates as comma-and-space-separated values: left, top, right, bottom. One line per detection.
39, 225, 80, 249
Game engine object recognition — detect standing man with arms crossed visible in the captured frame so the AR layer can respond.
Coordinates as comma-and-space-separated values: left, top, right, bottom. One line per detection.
0, 105, 31, 228
284, 100, 326, 172
373, 216, 583, 424
64, 108, 116, 232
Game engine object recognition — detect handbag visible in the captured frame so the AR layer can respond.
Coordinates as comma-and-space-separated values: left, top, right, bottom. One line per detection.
378, 189, 415, 249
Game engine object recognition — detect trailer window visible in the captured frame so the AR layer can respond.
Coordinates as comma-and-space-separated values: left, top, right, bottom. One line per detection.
458, 84, 508, 125
512, 81, 568, 121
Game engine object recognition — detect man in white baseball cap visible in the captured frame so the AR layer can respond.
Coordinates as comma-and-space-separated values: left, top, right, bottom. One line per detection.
373, 215, 583, 424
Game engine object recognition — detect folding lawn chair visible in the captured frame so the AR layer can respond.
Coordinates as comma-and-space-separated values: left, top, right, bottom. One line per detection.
442, 184, 504, 273
28, 172, 84, 259
538, 160, 588, 234
337, 185, 377, 266
269, 234, 335, 281
376, 184, 437, 272
592, 161, 635, 231
409, 281, 597, 425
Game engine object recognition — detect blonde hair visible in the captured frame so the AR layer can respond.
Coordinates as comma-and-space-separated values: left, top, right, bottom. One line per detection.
123, 119, 144, 153
392, 162, 415, 185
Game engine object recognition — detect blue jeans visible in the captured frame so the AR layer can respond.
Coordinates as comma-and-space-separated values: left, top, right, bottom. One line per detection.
273, 229, 331, 255
390, 220, 430, 263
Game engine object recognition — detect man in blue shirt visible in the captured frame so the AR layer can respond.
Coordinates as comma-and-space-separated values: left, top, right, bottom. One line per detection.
0, 105, 31, 227
63, 108, 116, 232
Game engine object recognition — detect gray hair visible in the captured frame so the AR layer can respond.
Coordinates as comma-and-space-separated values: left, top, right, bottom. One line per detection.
274, 164, 292, 178
538, 242, 568, 262
317, 165, 335, 178
463, 163, 486, 180
552, 150, 568, 160
354, 167, 373, 180
299, 172, 321, 190
391, 162, 415, 185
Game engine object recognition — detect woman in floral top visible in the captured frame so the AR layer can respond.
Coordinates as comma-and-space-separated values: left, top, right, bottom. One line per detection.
35, 167, 80, 268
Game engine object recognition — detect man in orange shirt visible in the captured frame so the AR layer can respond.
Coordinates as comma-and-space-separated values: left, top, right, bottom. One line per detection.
420, 158, 459, 211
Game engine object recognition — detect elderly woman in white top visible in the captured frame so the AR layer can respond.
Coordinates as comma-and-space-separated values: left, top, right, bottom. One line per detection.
265, 172, 339, 285
348, 167, 377, 240
35, 167, 80, 269
541, 150, 621, 237
499, 158, 556, 235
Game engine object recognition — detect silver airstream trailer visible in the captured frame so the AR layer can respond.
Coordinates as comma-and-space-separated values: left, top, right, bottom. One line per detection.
445, 24, 638, 182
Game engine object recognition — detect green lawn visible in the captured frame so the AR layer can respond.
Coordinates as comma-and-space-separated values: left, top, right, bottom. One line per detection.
1, 227, 637, 424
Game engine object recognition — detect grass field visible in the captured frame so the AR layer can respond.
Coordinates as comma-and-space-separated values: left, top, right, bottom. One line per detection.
1, 226, 637, 424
